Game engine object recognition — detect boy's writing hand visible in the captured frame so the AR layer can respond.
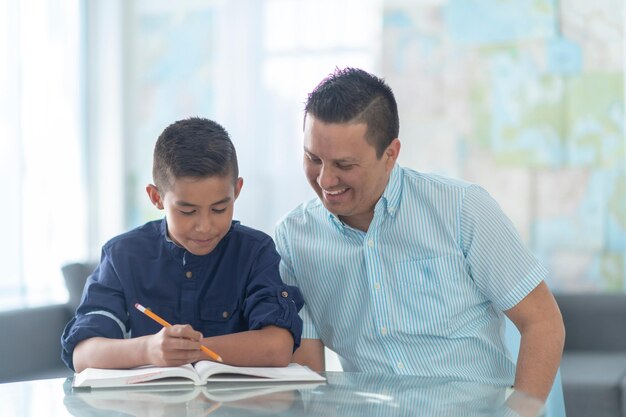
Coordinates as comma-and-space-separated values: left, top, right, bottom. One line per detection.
145, 324, 205, 367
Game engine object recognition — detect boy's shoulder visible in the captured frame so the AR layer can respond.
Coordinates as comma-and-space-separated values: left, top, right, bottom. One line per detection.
229, 221, 272, 244
104, 219, 163, 251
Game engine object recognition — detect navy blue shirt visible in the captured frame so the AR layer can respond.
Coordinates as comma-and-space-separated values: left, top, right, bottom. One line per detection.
61, 219, 303, 370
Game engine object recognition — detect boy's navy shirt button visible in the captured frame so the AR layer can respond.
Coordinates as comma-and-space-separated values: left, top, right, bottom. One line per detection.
185, 271, 193, 279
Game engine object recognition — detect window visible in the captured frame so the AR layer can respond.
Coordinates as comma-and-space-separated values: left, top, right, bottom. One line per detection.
0, 0, 85, 309
124, 0, 383, 236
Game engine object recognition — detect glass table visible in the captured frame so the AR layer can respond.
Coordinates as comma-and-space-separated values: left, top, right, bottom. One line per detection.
0, 372, 545, 417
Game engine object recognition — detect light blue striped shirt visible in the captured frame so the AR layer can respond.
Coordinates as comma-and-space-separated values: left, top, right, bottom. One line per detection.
275, 164, 547, 385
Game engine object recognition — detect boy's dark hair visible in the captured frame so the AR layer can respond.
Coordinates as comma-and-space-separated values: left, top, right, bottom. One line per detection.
304, 67, 399, 158
152, 117, 239, 192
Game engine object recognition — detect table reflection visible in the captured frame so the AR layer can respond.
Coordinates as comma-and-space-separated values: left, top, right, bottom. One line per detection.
63, 379, 313, 417
0, 372, 545, 417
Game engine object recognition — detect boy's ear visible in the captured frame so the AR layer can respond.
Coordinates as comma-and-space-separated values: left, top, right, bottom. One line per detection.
146, 184, 164, 209
234, 177, 244, 200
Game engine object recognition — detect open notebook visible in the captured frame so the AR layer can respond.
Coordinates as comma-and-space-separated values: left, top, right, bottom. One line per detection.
73, 361, 326, 388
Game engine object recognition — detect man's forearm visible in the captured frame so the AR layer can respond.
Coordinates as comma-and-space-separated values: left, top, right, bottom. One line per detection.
513, 319, 565, 401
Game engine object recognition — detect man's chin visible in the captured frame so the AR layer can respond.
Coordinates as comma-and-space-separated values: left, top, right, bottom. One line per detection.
322, 204, 350, 219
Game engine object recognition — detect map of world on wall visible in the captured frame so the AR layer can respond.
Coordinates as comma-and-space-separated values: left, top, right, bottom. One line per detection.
383, 0, 625, 292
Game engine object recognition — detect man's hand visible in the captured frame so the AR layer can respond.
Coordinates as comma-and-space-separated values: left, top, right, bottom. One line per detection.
501, 389, 545, 417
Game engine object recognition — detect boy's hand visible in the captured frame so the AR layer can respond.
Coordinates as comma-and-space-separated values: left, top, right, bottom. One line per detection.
145, 324, 205, 367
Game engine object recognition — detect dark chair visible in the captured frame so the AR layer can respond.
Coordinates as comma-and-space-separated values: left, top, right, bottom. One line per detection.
0, 261, 97, 383
555, 293, 626, 417
61, 261, 98, 312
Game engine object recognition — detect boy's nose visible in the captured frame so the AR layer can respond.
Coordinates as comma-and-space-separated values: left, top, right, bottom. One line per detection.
195, 215, 212, 233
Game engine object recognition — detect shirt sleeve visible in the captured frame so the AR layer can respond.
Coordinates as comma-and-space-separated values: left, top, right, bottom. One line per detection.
274, 221, 320, 340
60, 249, 130, 370
460, 185, 547, 311
241, 236, 304, 350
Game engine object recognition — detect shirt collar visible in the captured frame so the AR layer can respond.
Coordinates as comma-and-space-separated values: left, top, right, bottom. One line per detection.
160, 218, 187, 264
326, 163, 403, 232
159, 218, 238, 265
328, 213, 345, 232
380, 163, 403, 218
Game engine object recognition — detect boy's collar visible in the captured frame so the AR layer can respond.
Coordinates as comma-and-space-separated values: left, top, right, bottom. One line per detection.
159, 218, 238, 265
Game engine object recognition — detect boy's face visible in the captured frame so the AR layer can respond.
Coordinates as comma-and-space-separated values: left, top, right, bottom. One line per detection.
147, 175, 243, 256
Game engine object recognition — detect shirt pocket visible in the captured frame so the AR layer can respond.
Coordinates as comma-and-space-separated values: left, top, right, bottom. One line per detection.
390, 256, 463, 336
200, 301, 241, 336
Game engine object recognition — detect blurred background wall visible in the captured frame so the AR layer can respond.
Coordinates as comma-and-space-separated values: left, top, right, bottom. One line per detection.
0, 0, 623, 310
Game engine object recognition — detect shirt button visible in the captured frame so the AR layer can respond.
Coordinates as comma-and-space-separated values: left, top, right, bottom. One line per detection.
222, 311, 229, 319
367, 239, 374, 247
397, 362, 405, 369
374, 282, 381, 290
185, 271, 193, 279
381, 327, 387, 336
281, 291, 289, 298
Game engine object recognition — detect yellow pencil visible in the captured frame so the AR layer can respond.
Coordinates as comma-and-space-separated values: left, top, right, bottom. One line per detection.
135, 303, 223, 363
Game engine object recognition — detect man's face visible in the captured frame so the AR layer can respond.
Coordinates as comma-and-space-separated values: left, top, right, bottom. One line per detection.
303, 115, 398, 231
147, 175, 243, 256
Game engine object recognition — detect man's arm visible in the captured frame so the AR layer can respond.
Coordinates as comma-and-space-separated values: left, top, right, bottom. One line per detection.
504, 280, 565, 401
292, 338, 325, 372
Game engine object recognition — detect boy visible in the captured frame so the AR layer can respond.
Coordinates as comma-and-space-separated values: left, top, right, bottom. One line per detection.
62, 117, 303, 373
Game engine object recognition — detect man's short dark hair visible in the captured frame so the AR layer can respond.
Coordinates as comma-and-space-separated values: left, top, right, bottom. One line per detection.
152, 117, 238, 192
304, 67, 399, 158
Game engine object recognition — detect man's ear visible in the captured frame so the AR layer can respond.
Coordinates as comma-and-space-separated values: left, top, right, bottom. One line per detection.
146, 184, 164, 209
234, 177, 244, 200
384, 138, 401, 170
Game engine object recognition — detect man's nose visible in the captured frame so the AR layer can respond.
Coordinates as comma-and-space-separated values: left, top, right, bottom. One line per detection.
317, 164, 339, 189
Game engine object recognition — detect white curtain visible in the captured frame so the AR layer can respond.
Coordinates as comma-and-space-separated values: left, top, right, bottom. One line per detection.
0, 0, 86, 308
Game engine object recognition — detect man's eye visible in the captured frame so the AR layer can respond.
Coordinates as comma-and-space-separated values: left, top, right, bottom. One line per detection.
337, 164, 354, 170
306, 155, 321, 164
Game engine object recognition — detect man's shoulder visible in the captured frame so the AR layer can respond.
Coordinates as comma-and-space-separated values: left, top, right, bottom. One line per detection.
276, 198, 326, 231
401, 166, 474, 192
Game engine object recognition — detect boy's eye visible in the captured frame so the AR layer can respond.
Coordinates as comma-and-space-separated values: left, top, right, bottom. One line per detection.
179, 210, 195, 215
212, 208, 227, 214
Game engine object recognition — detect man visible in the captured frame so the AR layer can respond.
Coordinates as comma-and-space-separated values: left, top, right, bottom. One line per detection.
275, 67, 564, 401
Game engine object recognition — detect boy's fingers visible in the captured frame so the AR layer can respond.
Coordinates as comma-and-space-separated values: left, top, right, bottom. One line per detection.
164, 324, 203, 343
176, 324, 203, 340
